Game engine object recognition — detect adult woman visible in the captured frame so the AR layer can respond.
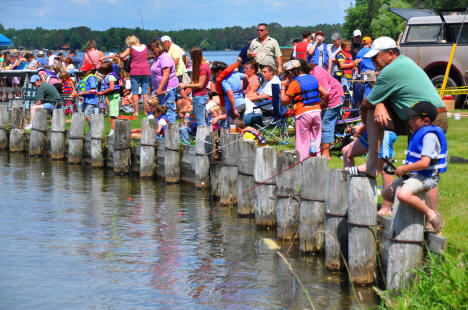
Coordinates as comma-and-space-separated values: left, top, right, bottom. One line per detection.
281, 59, 328, 160
179, 47, 211, 126
118, 35, 151, 117
149, 40, 179, 122
243, 61, 259, 95
83, 40, 104, 70
309, 62, 344, 160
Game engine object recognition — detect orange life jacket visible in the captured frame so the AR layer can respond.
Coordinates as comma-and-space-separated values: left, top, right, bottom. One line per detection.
336, 50, 353, 76
216, 62, 239, 107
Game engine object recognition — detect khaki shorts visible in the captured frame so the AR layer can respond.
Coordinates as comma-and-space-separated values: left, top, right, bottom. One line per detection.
391, 174, 439, 195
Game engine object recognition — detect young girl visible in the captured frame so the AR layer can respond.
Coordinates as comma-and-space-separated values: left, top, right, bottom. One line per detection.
147, 96, 170, 138
98, 61, 121, 135
119, 70, 133, 113
281, 59, 329, 160
60, 71, 76, 115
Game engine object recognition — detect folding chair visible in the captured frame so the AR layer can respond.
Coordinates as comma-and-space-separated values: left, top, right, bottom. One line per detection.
254, 84, 292, 145
332, 108, 362, 151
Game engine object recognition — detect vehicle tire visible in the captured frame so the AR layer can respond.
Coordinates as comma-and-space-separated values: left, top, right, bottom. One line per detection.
430, 74, 464, 108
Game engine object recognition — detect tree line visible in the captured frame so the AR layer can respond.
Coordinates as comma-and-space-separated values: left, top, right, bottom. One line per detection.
0, 23, 341, 51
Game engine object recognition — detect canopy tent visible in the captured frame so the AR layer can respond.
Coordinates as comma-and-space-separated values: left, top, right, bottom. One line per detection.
0, 34, 12, 46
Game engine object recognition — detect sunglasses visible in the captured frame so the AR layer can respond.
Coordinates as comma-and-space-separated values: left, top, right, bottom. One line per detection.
257, 29, 266, 32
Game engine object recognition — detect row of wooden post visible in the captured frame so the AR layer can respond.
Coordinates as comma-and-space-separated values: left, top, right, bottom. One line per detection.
0, 105, 445, 291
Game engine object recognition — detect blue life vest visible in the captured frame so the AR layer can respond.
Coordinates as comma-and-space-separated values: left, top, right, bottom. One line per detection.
79, 74, 96, 92
293, 75, 321, 107
405, 125, 448, 177
310, 43, 328, 68
157, 114, 170, 136
38, 68, 58, 83
101, 72, 120, 94
112, 63, 120, 79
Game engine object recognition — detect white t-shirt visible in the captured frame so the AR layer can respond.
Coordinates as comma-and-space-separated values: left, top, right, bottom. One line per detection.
48, 55, 56, 66
258, 75, 281, 96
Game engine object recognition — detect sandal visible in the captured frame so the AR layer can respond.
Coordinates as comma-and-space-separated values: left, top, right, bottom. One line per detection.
343, 166, 376, 179
429, 212, 444, 234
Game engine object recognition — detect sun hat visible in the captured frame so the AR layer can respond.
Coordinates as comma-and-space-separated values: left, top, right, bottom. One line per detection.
405, 101, 437, 122
283, 60, 301, 71
30, 75, 41, 83
363, 36, 397, 58
353, 29, 362, 37
80, 62, 94, 72
362, 36, 372, 44
160, 35, 172, 42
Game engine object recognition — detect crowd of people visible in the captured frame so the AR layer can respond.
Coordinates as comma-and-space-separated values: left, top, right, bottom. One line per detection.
0, 23, 449, 232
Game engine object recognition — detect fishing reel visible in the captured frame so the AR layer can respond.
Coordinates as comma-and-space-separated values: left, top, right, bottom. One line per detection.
383, 163, 396, 175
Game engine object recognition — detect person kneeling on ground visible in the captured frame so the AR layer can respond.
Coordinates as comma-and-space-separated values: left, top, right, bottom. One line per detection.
231, 118, 266, 145
381, 101, 447, 233
26, 74, 62, 129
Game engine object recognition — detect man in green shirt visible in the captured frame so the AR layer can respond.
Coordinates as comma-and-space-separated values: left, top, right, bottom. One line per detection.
26, 74, 61, 129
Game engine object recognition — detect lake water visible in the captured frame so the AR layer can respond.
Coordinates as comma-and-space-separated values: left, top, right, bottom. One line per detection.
0, 153, 377, 309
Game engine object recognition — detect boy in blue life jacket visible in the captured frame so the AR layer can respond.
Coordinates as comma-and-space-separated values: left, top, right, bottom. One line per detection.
78, 62, 99, 121
381, 101, 447, 233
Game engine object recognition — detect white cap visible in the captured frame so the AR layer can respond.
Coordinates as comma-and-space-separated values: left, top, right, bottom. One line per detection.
363, 36, 398, 58
160, 35, 171, 42
353, 29, 362, 37
108, 52, 115, 57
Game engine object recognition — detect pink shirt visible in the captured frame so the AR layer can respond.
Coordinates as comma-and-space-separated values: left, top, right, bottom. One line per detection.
193, 62, 211, 97
84, 49, 102, 69
246, 75, 259, 93
130, 45, 151, 76
310, 65, 344, 109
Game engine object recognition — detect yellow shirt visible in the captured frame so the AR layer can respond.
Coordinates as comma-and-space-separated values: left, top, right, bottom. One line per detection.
168, 43, 186, 77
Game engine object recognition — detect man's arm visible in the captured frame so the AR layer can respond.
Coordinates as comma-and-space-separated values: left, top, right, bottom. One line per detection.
361, 98, 391, 127
226, 89, 239, 117
276, 56, 283, 75
246, 92, 269, 101
35, 99, 42, 106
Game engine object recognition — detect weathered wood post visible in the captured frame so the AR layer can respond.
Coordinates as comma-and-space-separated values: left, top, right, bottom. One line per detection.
140, 118, 157, 177
254, 146, 278, 227
324, 169, 349, 270
219, 133, 240, 206
165, 122, 180, 183
348, 176, 378, 284
67, 112, 86, 164
9, 107, 25, 152
29, 109, 48, 156
195, 125, 212, 188
300, 157, 328, 253
237, 140, 257, 216
50, 109, 66, 160
0, 106, 9, 149
276, 150, 302, 240
113, 119, 131, 174
90, 114, 105, 167
386, 187, 425, 290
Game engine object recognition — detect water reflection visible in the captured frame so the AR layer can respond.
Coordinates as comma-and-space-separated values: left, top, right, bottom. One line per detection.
0, 153, 377, 309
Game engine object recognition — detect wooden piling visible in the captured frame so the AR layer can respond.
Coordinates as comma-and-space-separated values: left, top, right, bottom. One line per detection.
164, 123, 180, 183
50, 109, 66, 160
29, 109, 48, 156
0, 106, 9, 149
195, 125, 212, 188
67, 112, 86, 164
89, 114, 105, 167
300, 157, 328, 253
219, 133, 240, 206
112, 119, 131, 174
324, 169, 349, 270
9, 107, 25, 152
237, 139, 257, 216
347, 176, 378, 284
276, 150, 301, 240
254, 146, 277, 227
140, 118, 157, 177
386, 186, 424, 291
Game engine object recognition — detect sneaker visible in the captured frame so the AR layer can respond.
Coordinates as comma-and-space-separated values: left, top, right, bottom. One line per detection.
24, 124, 32, 130
108, 129, 114, 136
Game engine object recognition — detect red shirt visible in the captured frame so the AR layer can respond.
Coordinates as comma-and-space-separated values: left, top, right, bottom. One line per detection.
193, 62, 211, 96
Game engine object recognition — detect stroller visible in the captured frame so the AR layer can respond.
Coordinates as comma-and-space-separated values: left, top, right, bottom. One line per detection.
332, 108, 362, 152
253, 84, 294, 145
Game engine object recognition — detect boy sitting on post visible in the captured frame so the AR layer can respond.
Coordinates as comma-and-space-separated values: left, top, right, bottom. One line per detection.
381, 101, 447, 233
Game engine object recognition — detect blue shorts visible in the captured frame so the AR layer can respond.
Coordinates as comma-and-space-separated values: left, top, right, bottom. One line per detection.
83, 104, 99, 117
358, 130, 397, 158
42, 103, 55, 110
130, 75, 150, 95
321, 103, 342, 144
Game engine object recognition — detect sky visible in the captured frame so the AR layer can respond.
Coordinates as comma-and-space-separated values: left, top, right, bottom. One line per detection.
0, 0, 348, 31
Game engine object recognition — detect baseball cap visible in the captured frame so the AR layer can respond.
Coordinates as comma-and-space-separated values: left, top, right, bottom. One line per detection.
30, 75, 41, 83
37, 50, 44, 55
406, 101, 437, 122
315, 30, 325, 37
362, 36, 372, 44
363, 36, 397, 58
283, 60, 301, 71
80, 61, 94, 72
353, 29, 362, 37
160, 35, 172, 42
